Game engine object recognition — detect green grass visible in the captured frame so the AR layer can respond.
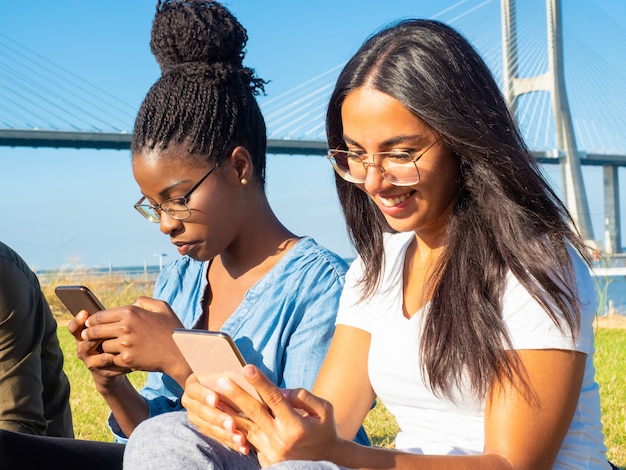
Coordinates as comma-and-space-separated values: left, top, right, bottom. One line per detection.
57, 327, 147, 441
594, 328, 626, 467
45, 271, 152, 441
46, 275, 625, 467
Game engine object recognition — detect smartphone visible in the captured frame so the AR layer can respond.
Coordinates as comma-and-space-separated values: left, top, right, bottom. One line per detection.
172, 329, 263, 403
55, 285, 106, 353
55, 285, 105, 316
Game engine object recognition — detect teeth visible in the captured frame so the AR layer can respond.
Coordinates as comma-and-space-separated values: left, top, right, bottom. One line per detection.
379, 192, 411, 207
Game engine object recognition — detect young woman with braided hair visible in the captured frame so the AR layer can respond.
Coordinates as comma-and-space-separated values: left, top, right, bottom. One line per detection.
67, 0, 369, 451
1, 3, 367, 468
125, 18, 612, 470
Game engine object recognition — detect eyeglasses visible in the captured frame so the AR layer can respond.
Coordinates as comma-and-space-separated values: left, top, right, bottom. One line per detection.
327, 138, 441, 186
133, 162, 220, 223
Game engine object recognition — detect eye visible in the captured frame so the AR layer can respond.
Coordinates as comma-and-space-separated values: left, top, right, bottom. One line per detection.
386, 151, 413, 163
161, 197, 188, 211
346, 150, 368, 162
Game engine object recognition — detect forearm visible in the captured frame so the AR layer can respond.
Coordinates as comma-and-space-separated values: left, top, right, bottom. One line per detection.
327, 439, 512, 470
164, 357, 193, 389
98, 376, 149, 438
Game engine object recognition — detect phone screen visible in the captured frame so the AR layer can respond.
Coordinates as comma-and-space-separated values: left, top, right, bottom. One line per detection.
172, 329, 263, 403
55, 285, 105, 316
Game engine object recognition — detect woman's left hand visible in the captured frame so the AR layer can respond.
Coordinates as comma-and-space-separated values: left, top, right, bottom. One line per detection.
81, 297, 188, 382
212, 364, 341, 467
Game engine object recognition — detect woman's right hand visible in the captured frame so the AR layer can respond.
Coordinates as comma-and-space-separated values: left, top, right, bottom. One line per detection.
182, 373, 250, 454
67, 310, 131, 391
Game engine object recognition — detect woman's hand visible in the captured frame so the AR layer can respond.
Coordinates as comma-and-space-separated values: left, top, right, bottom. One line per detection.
77, 297, 191, 386
213, 365, 342, 467
68, 310, 131, 391
182, 373, 250, 454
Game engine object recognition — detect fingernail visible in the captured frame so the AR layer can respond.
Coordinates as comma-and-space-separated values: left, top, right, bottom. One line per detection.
243, 365, 257, 378
239, 446, 249, 455
222, 418, 234, 431
205, 394, 216, 407
216, 377, 232, 391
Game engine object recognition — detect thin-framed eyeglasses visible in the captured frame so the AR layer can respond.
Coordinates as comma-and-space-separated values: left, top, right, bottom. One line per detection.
133, 162, 220, 223
327, 138, 441, 186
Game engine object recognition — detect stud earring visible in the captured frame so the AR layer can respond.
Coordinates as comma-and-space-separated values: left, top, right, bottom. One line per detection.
240, 178, 248, 185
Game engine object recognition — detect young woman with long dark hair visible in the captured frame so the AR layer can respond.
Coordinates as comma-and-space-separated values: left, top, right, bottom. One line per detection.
124, 18, 611, 470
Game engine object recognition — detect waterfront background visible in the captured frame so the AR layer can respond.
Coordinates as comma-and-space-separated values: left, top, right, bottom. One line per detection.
36, 264, 163, 286
35, 260, 626, 317
1, 1, 625, 272
1, 1, 625, 318
596, 275, 626, 315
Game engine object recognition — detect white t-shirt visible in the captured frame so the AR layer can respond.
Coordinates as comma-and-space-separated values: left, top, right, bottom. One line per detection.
337, 231, 609, 469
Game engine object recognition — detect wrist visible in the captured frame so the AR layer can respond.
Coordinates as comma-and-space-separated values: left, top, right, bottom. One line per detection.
325, 437, 366, 469
325, 437, 350, 465
164, 349, 193, 387
94, 374, 129, 396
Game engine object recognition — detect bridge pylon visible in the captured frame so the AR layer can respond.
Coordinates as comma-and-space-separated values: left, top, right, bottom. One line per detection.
500, 0, 594, 242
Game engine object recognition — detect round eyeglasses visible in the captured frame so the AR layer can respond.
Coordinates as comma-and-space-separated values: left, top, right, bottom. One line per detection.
133, 162, 220, 223
327, 138, 441, 186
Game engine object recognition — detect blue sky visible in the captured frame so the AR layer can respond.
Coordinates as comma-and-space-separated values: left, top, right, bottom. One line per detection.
0, 1, 625, 270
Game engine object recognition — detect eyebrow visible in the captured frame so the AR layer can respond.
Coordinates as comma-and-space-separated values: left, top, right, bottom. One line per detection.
342, 133, 426, 148
153, 179, 194, 200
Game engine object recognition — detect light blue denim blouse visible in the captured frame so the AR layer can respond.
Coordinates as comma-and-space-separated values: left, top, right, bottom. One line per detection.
109, 237, 348, 441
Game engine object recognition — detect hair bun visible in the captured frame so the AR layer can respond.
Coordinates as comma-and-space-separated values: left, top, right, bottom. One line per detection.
150, 0, 248, 74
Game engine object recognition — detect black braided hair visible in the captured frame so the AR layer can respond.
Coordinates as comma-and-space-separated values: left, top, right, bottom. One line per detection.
132, 0, 267, 184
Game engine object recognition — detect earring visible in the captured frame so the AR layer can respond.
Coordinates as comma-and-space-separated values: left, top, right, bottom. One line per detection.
240, 178, 248, 185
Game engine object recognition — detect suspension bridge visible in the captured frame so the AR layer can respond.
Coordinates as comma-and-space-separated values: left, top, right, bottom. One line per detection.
1, 0, 625, 253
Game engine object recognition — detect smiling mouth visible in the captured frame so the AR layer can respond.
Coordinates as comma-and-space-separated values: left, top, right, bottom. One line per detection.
379, 191, 413, 207
172, 240, 195, 249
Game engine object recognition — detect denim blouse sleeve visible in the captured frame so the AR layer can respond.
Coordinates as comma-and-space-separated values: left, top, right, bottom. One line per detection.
268, 247, 371, 447
276, 246, 346, 391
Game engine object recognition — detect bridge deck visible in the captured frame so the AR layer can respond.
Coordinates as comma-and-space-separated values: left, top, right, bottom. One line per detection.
1, 129, 625, 165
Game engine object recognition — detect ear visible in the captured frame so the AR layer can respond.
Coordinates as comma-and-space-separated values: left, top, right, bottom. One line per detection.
225, 146, 253, 186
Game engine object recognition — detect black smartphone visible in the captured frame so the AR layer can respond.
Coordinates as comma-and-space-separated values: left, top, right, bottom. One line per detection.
172, 329, 263, 403
55, 285, 105, 352
55, 285, 105, 316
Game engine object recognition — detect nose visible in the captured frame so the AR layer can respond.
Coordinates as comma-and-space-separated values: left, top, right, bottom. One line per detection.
159, 212, 183, 236
362, 159, 388, 192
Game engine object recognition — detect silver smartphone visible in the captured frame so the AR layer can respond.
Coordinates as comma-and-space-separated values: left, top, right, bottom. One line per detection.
172, 329, 263, 403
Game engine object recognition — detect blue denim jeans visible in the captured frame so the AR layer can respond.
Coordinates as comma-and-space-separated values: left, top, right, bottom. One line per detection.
123, 411, 349, 470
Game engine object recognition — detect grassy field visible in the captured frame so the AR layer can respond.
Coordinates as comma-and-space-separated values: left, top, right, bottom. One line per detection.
594, 328, 626, 467
44, 273, 625, 466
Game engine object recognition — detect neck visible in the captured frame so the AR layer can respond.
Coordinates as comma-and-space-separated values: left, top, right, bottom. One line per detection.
218, 195, 298, 279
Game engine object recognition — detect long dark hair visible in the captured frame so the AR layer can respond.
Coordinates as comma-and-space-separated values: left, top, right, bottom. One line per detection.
132, 0, 267, 183
327, 19, 588, 398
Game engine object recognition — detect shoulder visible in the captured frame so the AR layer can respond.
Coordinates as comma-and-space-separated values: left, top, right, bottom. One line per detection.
252, 238, 348, 308
282, 237, 349, 282
159, 256, 205, 277
502, 245, 596, 352
568, 246, 595, 304
154, 256, 207, 294
346, 231, 413, 286
0, 241, 26, 273
0, 241, 40, 291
